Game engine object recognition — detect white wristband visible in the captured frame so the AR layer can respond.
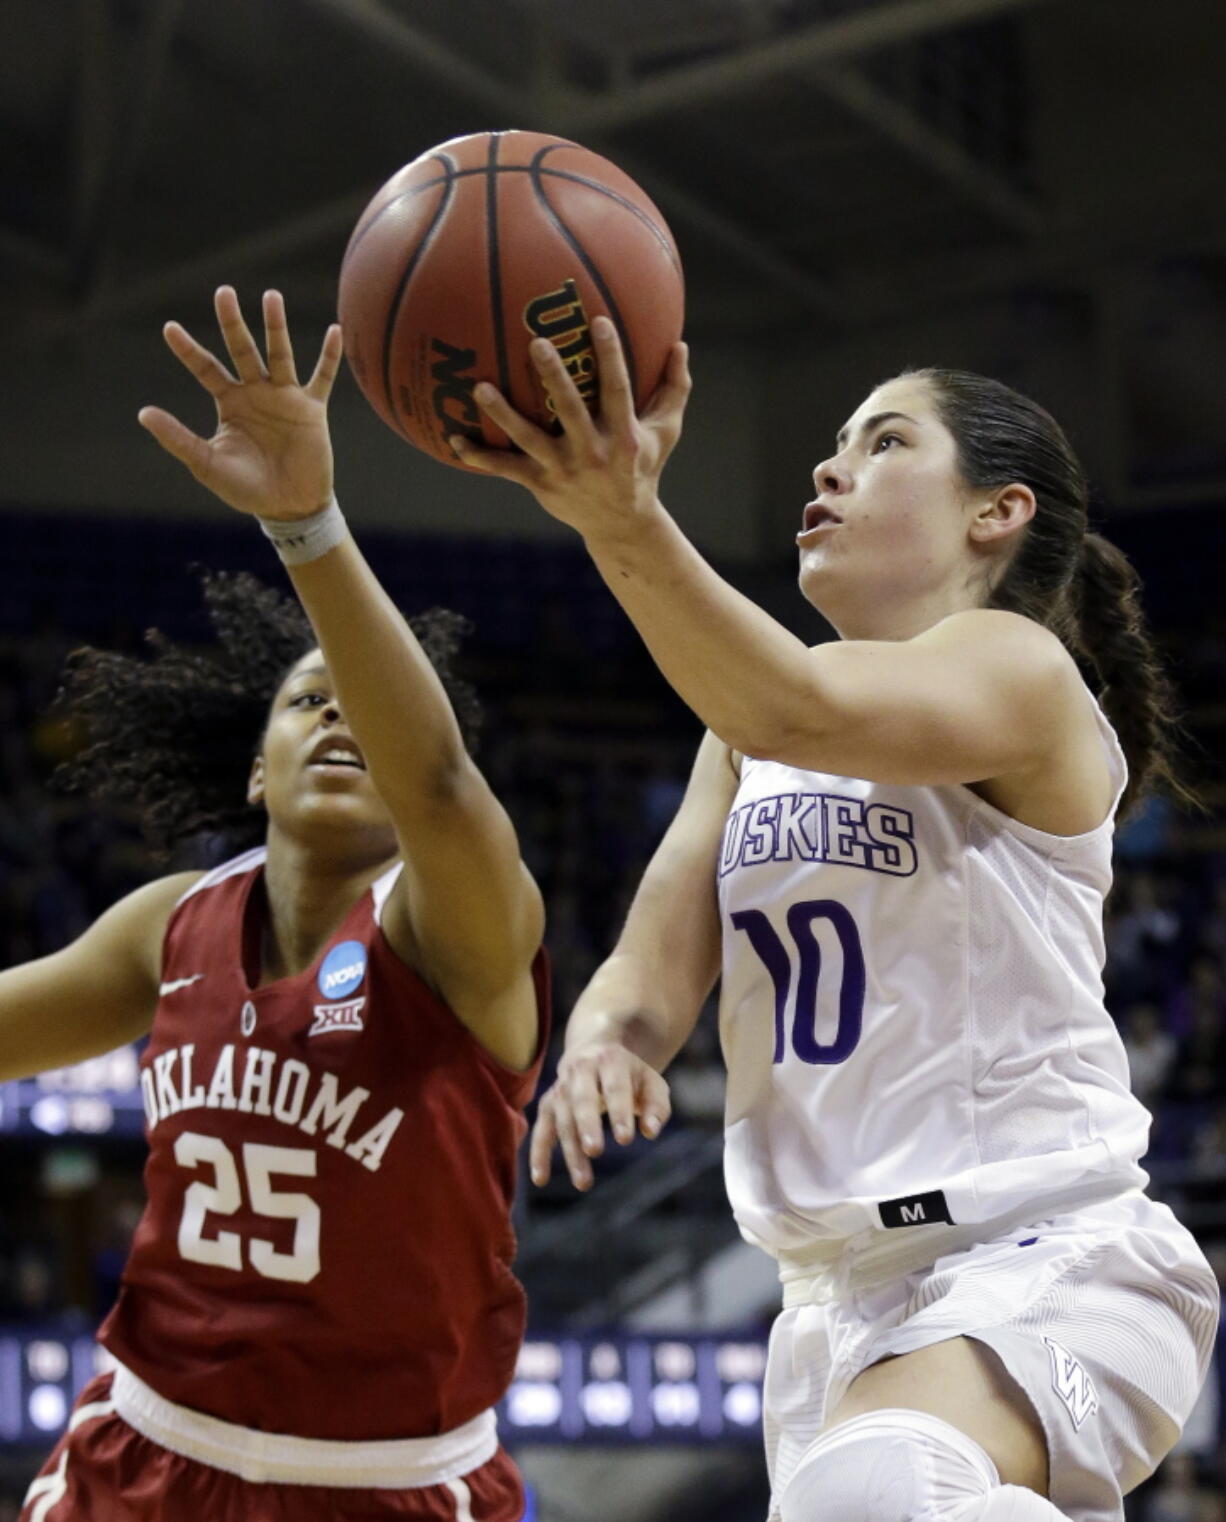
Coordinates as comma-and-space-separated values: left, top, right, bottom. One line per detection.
258, 496, 347, 565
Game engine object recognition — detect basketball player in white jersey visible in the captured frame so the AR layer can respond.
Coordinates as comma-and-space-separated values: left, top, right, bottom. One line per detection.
452, 324, 1220, 1522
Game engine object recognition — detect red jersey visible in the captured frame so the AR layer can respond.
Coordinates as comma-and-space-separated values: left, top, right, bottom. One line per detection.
99, 847, 548, 1442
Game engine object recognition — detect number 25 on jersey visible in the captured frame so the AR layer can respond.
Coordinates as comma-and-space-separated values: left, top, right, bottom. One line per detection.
176, 1132, 322, 1283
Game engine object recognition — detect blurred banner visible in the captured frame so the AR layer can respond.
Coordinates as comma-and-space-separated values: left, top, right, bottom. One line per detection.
0, 1329, 768, 1448
0, 1049, 146, 1138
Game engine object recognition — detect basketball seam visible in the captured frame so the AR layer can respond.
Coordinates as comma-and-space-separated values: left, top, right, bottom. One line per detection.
379, 154, 457, 434
529, 149, 639, 402
486, 133, 512, 402
340, 155, 452, 270
534, 144, 681, 273
347, 166, 680, 277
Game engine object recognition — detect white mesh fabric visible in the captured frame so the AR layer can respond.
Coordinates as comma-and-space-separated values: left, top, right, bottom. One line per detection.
965, 812, 1096, 1160
963, 775, 1144, 1168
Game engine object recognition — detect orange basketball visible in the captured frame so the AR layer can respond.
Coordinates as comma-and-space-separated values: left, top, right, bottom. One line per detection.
337, 130, 685, 470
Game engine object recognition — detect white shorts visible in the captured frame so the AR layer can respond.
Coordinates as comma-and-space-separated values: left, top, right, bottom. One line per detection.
762, 1190, 1219, 1522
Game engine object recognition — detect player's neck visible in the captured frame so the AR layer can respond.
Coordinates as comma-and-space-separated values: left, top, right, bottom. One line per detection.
258, 832, 396, 984
819, 580, 983, 642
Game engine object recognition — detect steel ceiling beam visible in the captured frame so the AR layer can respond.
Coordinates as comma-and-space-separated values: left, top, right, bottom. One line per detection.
618, 158, 842, 318
76, 0, 183, 299
304, 0, 525, 118
845, 217, 1226, 325
812, 64, 1042, 236
280, 0, 841, 320
552, 0, 1065, 135
65, 190, 372, 328
80, 0, 1045, 329
71, 0, 115, 268
65, 0, 526, 328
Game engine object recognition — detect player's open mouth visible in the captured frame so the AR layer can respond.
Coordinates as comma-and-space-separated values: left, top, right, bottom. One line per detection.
797, 502, 842, 544
308, 738, 366, 771
801, 501, 841, 532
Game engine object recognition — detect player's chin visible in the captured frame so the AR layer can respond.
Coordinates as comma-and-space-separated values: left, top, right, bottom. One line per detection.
796, 548, 838, 606
303, 762, 372, 788
292, 787, 395, 835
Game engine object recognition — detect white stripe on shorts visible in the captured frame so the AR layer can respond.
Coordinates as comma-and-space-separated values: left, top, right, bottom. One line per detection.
22, 1398, 116, 1522
446, 1476, 476, 1521
111, 1361, 498, 1487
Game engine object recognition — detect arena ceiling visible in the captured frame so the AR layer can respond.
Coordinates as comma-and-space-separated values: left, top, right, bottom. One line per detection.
3, 0, 1225, 499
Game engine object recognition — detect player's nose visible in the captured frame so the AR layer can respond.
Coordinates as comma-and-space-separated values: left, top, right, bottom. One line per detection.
812, 457, 851, 495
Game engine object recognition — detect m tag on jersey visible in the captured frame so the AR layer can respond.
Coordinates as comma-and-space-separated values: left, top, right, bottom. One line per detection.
878, 1189, 953, 1228
309, 996, 366, 1037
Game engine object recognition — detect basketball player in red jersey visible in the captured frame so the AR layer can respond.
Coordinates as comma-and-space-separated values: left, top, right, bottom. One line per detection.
4, 286, 546, 1521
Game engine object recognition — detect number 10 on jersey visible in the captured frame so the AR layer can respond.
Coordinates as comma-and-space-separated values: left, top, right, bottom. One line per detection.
730, 899, 866, 1064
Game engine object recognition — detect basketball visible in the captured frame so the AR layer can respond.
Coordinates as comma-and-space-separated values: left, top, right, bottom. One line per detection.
337, 129, 685, 469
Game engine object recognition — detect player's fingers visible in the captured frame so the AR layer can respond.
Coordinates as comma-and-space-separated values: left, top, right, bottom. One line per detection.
262, 290, 299, 386
161, 321, 237, 398
214, 285, 268, 383
636, 1067, 672, 1139
528, 339, 597, 443
553, 1102, 595, 1191
137, 406, 211, 475
598, 1053, 639, 1147
642, 342, 692, 428
663, 339, 694, 401
448, 434, 541, 489
590, 315, 635, 427
472, 382, 557, 465
306, 323, 345, 403
566, 1061, 609, 1158
529, 1099, 559, 1186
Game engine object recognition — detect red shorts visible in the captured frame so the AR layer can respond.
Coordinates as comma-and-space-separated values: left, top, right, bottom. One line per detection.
19, 1375, 526, 1521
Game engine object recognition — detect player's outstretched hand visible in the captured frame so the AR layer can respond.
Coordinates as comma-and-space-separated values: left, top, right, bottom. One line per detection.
138, 286, 345, 522
451, 317, 691, 541
529, 1042, 671, 1191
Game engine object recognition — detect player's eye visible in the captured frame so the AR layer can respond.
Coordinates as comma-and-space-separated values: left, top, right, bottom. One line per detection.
872, 432, 903, 454
289, 692, 327, 708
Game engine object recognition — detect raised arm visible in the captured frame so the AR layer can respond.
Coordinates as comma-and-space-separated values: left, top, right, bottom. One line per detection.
453, 322, 1098, 814
531, 729, 735, 1190
286, 539, 544, 1063
138, 287, 543, 1069
0, 872, 200, 1084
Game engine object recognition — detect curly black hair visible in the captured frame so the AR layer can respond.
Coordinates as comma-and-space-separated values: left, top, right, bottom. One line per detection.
54, 570, 482, 862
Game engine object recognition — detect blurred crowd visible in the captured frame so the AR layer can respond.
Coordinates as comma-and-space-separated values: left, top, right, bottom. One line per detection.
0, 527, 1223, 1517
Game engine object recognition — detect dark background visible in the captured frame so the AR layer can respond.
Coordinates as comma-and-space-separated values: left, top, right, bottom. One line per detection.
2, 2, 1225, 1518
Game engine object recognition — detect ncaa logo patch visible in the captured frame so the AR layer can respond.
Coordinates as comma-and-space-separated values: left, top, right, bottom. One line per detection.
318, 940, 367, 1001
309, 996, 366, 1038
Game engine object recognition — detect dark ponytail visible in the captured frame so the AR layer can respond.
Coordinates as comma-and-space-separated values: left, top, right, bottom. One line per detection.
1071, 533, 1196, 815
907, 367, 1195, 817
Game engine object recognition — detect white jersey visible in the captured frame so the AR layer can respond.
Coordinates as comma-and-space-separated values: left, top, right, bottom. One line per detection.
716, 697, 1150, 1258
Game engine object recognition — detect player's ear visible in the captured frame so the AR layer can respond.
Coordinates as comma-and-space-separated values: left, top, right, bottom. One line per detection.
247, 755, 266, 807
969, 482, 1035, 546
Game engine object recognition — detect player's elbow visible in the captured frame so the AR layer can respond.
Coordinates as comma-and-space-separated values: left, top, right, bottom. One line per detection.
376, 741, 475, 818
727, 682, 844, 770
